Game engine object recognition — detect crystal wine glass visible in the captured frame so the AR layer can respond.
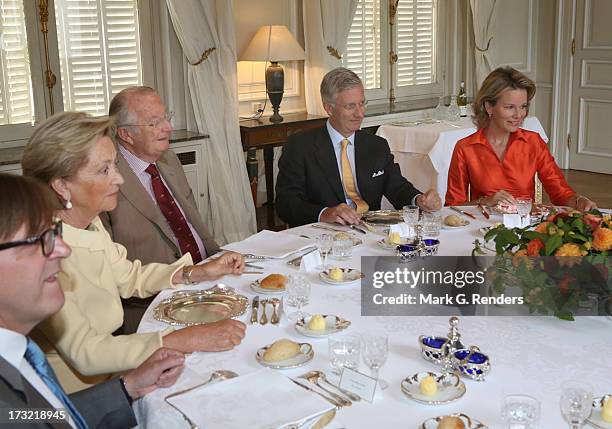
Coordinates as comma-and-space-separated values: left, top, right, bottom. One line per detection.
516, 198, 533, 227
315, 233, 332, 270
362, 333, 389, 390
402, 205, 420, 239
501, 394, 540, 429
284, 274, 311, 322
560, 381, 593, 428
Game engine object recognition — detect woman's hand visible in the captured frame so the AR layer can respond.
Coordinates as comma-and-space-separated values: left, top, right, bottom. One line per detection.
163, 319, 246, 353
574, 195, 597, 211
481, 190, 516, 207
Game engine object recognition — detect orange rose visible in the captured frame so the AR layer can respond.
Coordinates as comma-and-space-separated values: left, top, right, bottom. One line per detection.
526, 238, 544, 256
512, 249, 530, 268
555, 243, 583, 267
534, 221, 551, 234
592, 226, 612, 251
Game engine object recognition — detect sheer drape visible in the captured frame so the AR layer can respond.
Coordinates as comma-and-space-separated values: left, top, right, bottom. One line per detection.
303, 0, 358, 115
165, 0, 256, 245
470, 0, 497, 86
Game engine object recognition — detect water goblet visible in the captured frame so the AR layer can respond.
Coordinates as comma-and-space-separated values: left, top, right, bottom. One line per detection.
328, 334, 361, 375
516, 198, 533, 227
315, 233, 332, 269
284, 274, 311, 322
501, 394, 540, 429
560, 381, 593, 428
362, 333, 389, 390
402, 205, 420, 239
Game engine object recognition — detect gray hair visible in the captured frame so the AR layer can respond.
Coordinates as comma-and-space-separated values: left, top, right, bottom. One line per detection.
320, 67, 363, 105
109, 86, 157, 132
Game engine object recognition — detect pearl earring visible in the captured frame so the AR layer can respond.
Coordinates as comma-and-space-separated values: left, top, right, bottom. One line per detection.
65, 199, 73, 209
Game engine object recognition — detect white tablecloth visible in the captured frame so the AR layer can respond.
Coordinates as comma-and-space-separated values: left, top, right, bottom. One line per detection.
135, 208, 612, 428
376, 117, 548, 203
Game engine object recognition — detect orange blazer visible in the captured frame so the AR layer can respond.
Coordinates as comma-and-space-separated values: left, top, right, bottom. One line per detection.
445, 128, 575, 206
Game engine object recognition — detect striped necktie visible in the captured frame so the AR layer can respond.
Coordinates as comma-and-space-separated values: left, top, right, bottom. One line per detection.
341, 138, 369, 213
25, 339, 88, 429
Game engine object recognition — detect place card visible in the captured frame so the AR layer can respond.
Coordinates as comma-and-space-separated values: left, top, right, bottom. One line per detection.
338, 367, 377, 403
503, 213, 522, 229
300, 251, 322, 272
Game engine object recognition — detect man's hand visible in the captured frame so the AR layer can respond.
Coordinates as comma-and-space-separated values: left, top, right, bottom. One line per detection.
163, 319, 246, 353
122, 348, 185, 400
320, 203, 362, 225
416, 189, 442, 212
197, 251, 245, 280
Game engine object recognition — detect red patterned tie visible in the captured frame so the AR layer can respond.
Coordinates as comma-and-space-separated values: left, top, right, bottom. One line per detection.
145, 164, 202, 263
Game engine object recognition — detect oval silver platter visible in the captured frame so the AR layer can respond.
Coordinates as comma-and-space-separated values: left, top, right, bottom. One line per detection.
361, 210, 404, 226
154, 284, 249, 326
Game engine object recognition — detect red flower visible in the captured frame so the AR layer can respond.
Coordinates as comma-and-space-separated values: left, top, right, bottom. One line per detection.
558, 274, 574, 296
583, 214, 603, 231
526, 238, 545, 256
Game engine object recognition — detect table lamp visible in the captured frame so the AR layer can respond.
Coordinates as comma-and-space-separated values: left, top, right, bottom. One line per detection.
240, 25, 306, 123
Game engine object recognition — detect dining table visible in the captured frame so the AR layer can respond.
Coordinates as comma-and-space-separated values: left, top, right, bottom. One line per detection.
135, 206, 612, 428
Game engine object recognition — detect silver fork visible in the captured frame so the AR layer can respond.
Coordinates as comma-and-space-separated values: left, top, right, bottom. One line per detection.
270, 298, 280, 324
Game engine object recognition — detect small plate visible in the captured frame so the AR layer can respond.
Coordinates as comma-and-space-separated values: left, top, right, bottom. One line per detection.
295, 314, 351, 338
420, 413, 488, 429
401, 371, 466, 405
319, 268, 364, 285
377, 238, 411, 249
255, 342, 314, 369
588, 394, 612, 429
250, 279, 285, 295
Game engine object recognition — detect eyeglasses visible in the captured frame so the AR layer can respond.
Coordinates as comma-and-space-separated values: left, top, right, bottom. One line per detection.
0, 219, 63, 257
119, 112, 174, 129
332, 100, 368, 112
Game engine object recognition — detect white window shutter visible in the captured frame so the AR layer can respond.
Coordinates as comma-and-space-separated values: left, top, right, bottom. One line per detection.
54, 0, 142, 116
0, 0, 34, 125
396, 0, 435, 87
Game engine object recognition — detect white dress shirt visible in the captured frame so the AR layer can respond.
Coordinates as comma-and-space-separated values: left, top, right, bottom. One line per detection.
118, 144, 207, 259
0, 327, 75, 428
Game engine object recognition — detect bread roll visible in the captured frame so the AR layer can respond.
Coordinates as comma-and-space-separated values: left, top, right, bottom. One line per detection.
444, 214, 467, 227
437, 416, 466, 429
262, 339, 301, 362
260, 273, 287, 289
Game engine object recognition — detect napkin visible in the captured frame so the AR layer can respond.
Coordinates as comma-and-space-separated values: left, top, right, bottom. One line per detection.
166, 368, 335, 429
221, 230, 314, 258
389, 222, 412, 238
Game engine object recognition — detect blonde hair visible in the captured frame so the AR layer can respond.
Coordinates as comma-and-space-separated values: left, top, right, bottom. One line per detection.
22, 111, 116, 184
472, 66, 536, 129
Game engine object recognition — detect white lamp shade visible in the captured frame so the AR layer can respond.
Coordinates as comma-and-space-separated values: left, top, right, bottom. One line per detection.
240, 25, 305, 62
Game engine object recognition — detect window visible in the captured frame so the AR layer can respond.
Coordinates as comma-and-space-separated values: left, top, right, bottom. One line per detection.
54, 0, 143, 116
343, 0, 442, 102
0, 0, 34, 126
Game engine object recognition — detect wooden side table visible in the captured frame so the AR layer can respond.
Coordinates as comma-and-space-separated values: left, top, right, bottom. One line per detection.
240, 113, 327, 206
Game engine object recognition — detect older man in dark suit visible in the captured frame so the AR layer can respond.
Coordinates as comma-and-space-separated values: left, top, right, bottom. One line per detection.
0, 173, 184, 429
276, 67, 441, 227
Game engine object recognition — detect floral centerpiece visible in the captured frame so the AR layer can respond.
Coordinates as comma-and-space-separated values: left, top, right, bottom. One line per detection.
480, 210, 611, 320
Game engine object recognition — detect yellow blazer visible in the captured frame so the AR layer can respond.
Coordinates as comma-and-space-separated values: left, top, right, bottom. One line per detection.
37, 217, 191, 392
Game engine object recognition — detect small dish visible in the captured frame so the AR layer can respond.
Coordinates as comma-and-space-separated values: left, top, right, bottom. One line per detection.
250, 279, 285, 295
295, 314, 351, 338
401, 371, 466, 405
588, 394, 612, 429
255, 342, 314, 369
377, 237, 411, 249
319, 268, 363, 285
419, 413, 488, 429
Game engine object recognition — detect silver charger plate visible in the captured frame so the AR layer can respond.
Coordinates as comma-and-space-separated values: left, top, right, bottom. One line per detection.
420, 413, 488, 429
295, 314, 351, 338
154, 284, 248, 326
361, 210, 404, 226
588, 394, 612, 429
250, 279, 286, 295
319, 268, 364, 285
255, 342, 314, 369
401, 371, 466, 405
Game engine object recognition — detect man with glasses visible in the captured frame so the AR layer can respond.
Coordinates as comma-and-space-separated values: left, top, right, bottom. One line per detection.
0, 173, 184, 428
276, 67, 441, 227
102, 86, 219, 333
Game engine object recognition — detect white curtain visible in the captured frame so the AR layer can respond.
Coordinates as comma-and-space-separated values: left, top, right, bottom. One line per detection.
470, 0, 497, 87
165, 0, 256, 245
303, 0, 359, 115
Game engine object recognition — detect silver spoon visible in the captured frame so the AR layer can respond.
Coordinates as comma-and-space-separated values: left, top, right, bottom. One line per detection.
308, 370, 361, 402
165, 370, 238, 429
298, 373, 352, 407
259, 299, 268, 325
270, 298, 280, 324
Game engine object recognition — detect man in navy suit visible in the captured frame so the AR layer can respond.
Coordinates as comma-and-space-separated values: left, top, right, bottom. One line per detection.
276, 67, 441, 227
0, 173, 184, 428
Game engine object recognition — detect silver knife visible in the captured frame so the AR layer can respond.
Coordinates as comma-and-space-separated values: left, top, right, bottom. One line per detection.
250, 296, 259, 324
450, 206, 477, 220
349, 225, 366, 234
